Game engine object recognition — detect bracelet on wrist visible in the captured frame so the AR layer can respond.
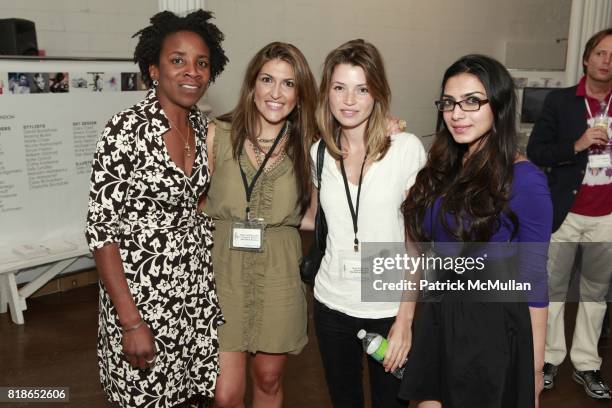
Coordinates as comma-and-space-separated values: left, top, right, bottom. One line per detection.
122, 319, 145, 333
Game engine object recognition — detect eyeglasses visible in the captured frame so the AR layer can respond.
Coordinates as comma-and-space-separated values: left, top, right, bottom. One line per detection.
434, 98, 490, 112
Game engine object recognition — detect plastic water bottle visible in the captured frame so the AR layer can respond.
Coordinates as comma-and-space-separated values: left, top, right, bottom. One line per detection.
357, 329, 404, 379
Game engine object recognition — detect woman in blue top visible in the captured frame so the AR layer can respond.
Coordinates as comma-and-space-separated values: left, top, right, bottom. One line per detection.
399, 55, 552, 407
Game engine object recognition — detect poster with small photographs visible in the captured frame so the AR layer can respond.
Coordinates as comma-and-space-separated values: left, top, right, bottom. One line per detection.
28, 73, 50, 93
88, 72, 104, 92
4, 71, 149, 94
104, 72, 120, 92
8, 73, 31, 94
121, 73, 138, 91
0, 72, 7, 95
70, 72, 89, 93
49, 72, 69, 93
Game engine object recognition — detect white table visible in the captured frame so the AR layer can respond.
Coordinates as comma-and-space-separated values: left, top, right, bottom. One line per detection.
0, 246, 90, 324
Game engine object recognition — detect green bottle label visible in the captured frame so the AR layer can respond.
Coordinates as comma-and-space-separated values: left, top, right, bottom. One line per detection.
372, 337, 388, 361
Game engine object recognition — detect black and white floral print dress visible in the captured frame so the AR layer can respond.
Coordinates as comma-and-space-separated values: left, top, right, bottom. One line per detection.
85, 90, 223, 408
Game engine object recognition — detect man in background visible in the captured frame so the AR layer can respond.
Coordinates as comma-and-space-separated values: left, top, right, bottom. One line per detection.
527, 28, 612, 400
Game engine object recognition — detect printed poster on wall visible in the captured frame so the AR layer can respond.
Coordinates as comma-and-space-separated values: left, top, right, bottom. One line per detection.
0, 58, 146, 266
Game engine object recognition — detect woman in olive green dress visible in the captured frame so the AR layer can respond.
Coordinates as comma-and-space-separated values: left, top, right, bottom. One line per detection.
204, 42, 317, 408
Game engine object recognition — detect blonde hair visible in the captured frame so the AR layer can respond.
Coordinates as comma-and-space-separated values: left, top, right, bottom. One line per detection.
316, 39, 391, 161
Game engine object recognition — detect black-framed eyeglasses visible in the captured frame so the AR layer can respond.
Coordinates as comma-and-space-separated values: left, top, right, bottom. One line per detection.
434, 98, 490, 112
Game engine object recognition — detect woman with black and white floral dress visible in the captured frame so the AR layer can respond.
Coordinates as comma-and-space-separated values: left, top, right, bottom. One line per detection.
85, 11, 228, 408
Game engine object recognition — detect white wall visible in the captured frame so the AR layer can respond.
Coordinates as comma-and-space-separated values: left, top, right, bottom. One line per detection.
205, 0, 571, 141
0, 0, 157, 283
0, 0, 570, 139
0, 0, 157, 57
0, 0, 572, 283
504, 0, 572, 69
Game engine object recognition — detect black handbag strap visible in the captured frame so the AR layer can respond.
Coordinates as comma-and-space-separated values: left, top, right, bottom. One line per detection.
315, 139, 326, 250
316, 139, 326, 188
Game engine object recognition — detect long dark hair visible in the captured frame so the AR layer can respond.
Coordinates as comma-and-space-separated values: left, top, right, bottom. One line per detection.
402, 54, 519, 242
219, 42, 317, 214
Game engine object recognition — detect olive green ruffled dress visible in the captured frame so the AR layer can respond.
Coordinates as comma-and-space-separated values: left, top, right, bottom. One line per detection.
203, 120, 307, 354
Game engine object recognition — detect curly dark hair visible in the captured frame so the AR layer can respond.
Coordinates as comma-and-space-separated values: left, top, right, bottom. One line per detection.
132, 10, 228, 87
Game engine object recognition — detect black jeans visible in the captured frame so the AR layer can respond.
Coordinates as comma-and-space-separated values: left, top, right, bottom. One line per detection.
314, 299, 408, 408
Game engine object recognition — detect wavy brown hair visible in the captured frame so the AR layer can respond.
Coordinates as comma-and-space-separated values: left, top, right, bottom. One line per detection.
316, 39, 391, 161
219, 42, 317, 213
402, 54, 519, 243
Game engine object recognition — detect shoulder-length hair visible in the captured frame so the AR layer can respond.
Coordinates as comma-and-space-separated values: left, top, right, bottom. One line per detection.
316, 39, 391, 161
402, 54, 519, 242
220, 42, 318, 214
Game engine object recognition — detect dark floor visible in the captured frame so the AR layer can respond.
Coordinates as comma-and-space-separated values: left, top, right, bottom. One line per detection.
1, 285, 610, 407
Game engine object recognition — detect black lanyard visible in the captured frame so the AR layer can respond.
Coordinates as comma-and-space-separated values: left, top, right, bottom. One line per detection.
238, 122, 287, 220
338, 139, 367, 252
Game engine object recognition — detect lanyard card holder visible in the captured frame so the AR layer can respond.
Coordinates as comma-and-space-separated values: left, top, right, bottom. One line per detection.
339, 249, 365, 280
588, 152, 612, 169
233, 122, 287, 253
230, 218, 266, 252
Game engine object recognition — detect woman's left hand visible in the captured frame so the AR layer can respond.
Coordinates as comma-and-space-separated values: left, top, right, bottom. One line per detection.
383, 318, 412, 373
386, 116, 407, 137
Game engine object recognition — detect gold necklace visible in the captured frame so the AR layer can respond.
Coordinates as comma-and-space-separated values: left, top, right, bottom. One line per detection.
168, 117, 193, 157
253, 122, 290, 151
251, 140, 287, 172
256, 136, 277, 143
250, 126, 289, 172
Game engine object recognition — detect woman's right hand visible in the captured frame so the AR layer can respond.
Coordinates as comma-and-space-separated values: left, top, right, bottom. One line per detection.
386, 116, 407, 136
122, 323, 156, 369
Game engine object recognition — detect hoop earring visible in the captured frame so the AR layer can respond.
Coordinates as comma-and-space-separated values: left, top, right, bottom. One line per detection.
153, 79, 159, 87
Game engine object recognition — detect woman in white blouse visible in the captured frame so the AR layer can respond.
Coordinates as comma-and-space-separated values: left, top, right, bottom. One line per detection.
306, 39, 426, 407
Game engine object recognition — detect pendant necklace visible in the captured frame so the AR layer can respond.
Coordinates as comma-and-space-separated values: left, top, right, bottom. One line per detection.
168, 117, 193, 157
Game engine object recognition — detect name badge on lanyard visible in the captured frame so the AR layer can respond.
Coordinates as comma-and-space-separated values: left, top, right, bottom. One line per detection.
338, 249, 365, 280
230, 218, 266, 252
232, 122, 288, 252
588, 153, 612, 168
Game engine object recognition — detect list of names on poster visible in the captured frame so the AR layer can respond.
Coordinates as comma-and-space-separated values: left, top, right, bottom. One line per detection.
0, 123, 23, 213
24, 124, 69, 190
73, 120, 99, 175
